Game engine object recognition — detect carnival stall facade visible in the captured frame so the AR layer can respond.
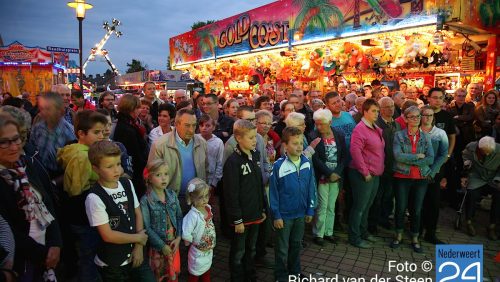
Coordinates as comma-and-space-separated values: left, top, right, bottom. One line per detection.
169, 0, 499, 95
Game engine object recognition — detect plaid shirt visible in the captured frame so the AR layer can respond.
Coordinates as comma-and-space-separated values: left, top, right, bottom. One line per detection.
29, 118, 76, 176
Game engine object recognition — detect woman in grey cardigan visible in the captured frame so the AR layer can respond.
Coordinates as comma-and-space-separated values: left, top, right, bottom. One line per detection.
463, 136, 500, 240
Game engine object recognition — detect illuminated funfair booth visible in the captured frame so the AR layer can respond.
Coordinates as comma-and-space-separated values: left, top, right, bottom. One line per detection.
169, 0, 499, 97
0, 41, 68, 100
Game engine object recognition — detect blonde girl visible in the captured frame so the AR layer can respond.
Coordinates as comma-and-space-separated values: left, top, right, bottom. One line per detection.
182, 178, 216, 282
140, 159, 183, 282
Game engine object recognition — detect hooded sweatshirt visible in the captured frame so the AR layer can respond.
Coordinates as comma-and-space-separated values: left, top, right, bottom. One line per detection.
57, 143, 99, 225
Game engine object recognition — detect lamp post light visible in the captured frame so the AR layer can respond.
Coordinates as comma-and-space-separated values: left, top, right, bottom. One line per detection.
67, 0, 93, 93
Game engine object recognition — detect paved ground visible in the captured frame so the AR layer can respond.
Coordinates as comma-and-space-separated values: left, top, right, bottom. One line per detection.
178, 205, 500, 282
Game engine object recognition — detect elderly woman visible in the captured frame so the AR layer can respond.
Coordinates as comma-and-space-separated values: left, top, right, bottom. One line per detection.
475, 89, 499, 137
391, 106, 434, 253
149, 103, 176, 144
348, 99, 385, 249
308, 109, 346, 246
0, 113, 62, 280
274, 101, 295, 138
113, 94, 148, 197
284, 112, 320, 159
419, 106, 449, 244
463, 136, 500, 240
256, 110, 281, 163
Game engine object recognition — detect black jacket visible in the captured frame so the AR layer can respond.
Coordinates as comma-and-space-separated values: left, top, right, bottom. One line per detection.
0, 155, 62, 275
113, 113, 148, 195
308, 128, 347, 184
223, 146, 266, 226
447, 101, 475, 147
214, 114, 235, 143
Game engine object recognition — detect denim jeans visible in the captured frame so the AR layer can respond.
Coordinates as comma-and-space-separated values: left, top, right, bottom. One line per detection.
313, 182, 339, 238
394, 178, 428, 236
422, 172, 443, 236
274, 217, 305, 282
70, 224, 101, 282
348, 170, 379, 245
229, 224, 260, 282
368, 174, 394, 228
98, 260, 154, 282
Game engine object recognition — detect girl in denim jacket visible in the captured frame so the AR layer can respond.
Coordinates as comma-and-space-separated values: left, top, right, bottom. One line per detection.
141, 159, 183, 281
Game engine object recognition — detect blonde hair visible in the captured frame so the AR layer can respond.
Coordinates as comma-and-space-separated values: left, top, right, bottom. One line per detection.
185, 178, 210, 205
144, 159, 169, 187
233, 119, 256, 139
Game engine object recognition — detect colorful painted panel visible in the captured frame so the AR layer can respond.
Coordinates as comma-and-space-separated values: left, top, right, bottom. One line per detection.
0, 41, 52, 63
169, 0, 439, 66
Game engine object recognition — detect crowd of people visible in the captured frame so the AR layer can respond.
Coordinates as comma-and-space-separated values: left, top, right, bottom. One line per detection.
0, 79, 499, 282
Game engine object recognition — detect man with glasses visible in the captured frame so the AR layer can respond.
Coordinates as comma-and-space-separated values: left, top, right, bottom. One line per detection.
203, 94, 234, 143
98, 91, 117, 121
174, 89, 188, 105
437, 79, 448, 91
429, 87, 457, 205
405, 86, 424, 108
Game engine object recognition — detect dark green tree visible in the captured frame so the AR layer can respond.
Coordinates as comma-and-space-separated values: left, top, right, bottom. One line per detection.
126, 59, 147, 73
191, 20, 215, 30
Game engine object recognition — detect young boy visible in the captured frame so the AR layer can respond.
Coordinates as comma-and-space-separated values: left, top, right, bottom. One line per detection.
223, 119, 267, 282
269, 126, 317, 282
57, 110, 108, 281
197, 114, 224, 221
85, 140, 153, 281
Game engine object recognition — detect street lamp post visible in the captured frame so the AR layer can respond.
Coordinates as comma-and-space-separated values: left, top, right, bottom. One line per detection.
67, 0, 93, 93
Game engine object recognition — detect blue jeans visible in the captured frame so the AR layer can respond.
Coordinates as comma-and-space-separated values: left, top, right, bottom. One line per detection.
348, 170, 379, 245
229, 224, 260, 282
394, 178, 428, 236
368, 174, 394, 228
274, 217, 305, 282
70, 224, 101, 282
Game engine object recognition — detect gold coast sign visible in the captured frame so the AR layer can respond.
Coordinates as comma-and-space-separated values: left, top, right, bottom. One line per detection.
217, 14, 289, 50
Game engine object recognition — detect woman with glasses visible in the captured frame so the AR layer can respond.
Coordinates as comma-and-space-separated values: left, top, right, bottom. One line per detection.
256, 110, 281, 163
419, 106, 449, 244
274, 101, 295, 138
391, 106, 434, 253
0, 113, 62, 281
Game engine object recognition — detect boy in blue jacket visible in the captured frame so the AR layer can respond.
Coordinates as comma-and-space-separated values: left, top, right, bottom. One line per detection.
269, 126, 316, 282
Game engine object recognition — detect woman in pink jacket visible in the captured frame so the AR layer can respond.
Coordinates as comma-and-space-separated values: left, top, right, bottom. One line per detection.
348, 99, 385, 249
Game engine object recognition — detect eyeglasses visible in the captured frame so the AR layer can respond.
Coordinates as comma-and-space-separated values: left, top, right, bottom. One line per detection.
406, 115, 421, 120
257, 122, 272, 126
0, 135, 22, 149
438, 83, 446, 86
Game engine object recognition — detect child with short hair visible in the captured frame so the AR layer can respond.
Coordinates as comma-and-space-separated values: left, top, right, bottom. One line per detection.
182, 178, 216, 282
57, 110, 108, 281
223, 119, 267, 282
85, 140, 154, 282
269, 127, 316, 282
196, 114, 224, 223
140, 159, 183, 282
